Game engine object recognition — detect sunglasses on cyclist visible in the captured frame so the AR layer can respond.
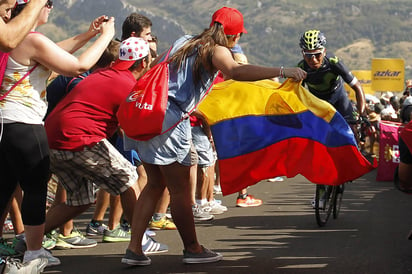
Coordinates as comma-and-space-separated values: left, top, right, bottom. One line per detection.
45, 0, 53, 8
303, 49, 324, 59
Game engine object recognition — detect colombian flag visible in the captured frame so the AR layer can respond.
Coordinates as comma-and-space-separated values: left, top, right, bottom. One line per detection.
198, 79, 375, 196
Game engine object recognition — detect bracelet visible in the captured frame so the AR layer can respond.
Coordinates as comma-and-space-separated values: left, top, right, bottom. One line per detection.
280, 66, 285, 78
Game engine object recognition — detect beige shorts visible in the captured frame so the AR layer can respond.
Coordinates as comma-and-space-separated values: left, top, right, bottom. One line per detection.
49, 139, 138, 206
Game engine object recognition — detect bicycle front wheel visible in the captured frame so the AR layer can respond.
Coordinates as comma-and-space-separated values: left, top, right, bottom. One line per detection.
315, 184, 334, 227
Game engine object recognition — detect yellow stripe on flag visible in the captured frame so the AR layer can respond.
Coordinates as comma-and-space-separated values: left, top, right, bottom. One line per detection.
199, 79, 337, 125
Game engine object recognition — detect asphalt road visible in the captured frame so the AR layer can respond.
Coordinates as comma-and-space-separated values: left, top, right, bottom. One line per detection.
19, 168, 412, 274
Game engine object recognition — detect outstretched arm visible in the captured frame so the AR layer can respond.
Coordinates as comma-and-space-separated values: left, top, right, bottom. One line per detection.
56, 15, 110, 54
0, 0, 47, 52
212, 45, 306, 82
13, 17, 115, 77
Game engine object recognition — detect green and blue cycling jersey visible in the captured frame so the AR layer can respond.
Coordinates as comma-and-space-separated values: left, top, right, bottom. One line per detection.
298, 54, 357, 123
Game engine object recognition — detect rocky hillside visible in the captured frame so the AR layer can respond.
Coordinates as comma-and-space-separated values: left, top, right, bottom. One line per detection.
40, 0, 412, 80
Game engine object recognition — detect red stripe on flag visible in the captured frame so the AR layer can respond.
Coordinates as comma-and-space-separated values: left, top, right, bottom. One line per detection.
218, 137, 375, 195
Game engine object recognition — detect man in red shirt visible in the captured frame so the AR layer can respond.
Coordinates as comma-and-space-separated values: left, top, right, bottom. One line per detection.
44, 37, 168, 253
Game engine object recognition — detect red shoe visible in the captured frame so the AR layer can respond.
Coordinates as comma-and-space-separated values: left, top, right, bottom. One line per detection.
236, 195, 263, 207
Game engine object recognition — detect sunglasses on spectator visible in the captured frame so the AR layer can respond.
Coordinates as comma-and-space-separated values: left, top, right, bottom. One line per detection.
303, 49, 324, 59
45, 0, 53, 8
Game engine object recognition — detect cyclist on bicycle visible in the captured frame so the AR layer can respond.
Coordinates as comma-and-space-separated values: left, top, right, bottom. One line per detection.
298, 30, 367, 208
298, 30, 367, 134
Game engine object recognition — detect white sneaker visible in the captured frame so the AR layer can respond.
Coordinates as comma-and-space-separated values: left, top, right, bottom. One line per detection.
201, 203, 224, 215
192, 204, 214, 221
2, 257, 48, 274
208, 200, 227, 212
23, 247, 61, 267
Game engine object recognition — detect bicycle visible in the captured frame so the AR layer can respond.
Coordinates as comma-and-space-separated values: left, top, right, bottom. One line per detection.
314, 115, 368, 226
314, 183, 345, 227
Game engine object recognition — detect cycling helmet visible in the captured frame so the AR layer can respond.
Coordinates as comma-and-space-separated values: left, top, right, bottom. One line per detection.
299, 30, 326, 50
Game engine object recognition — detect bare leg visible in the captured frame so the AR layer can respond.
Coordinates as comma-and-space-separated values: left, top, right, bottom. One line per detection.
92, 189, 110, 223
0, 193, 14, 238
45, 203, 90, 234
141, 164, 170, 215
128, 163, 167, 255
51, 184, 75, 236
154, 189, 170, 214
119, 182, 140, 226
24, 224, 45, 250
195, 166, 208, 203
108, 195, 122, 230
9, 185, 24, 235
190, 164, 197, 205
136, 165, 147, 191
91, 189, 122, 230
206, 163, 215, 202
165, 163, 202, 253
214, 160, 220, 187
128, 162, 202, 255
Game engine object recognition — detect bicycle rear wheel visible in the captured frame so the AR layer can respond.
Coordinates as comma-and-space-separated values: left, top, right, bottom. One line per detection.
315, 184, 334, 227
333, 184, 345, 219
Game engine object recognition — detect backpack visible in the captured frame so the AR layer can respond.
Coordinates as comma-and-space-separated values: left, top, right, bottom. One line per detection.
117, 55, 171, 141
117, 49, 212, 141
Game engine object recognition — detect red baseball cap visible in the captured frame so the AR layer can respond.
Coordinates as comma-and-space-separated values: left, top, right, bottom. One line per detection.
210, 7, 247, 35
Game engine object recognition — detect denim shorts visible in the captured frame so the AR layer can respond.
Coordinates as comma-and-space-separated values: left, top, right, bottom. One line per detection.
126, 118, 198, 166
191, 126, 215, 167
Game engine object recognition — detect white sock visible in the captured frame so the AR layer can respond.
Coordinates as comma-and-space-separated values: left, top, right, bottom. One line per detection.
196, 199, 207, 206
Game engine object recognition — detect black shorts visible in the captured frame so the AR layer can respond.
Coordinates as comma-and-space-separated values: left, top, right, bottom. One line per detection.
0, 123, 49, 225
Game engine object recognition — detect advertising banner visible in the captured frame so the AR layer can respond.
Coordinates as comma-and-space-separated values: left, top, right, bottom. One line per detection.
344, 70, 373, 101
371, 58, 404, 92
376, 121, 402, 181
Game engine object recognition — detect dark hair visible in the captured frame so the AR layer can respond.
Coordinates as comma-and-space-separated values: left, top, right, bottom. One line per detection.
94, 40, 120, 69
401, 105, 412, 123
149, 34, 158, 58
169, 23, 228, 85
374, 103, 384, 114
149, 35, 158, 43
11, 3, 27, 18
390, 96, 400, 111
128, 55, 150, 71
121, 13, 152, 41
150, 48, 157, 59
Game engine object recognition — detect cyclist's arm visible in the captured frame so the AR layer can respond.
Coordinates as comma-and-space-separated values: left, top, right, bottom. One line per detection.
331, 58, 366, 115
351, 80, 366, 115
